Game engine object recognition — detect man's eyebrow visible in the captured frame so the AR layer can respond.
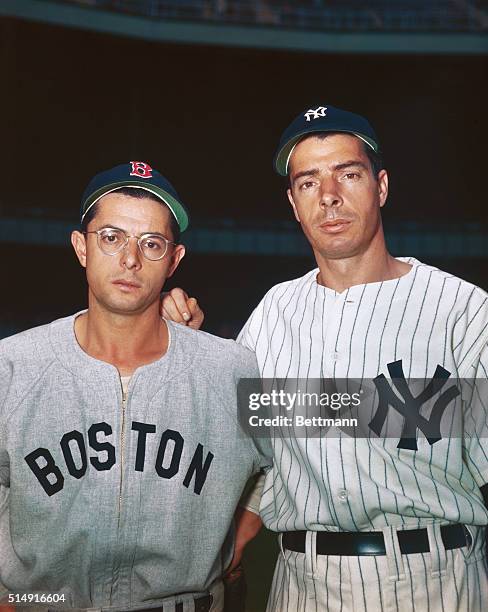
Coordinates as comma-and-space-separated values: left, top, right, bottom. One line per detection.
332, 160, 369, 172
291, 168, 320, 183
95, 224, 123, 231
291, 161, 370, 183
94, 224, 167, 238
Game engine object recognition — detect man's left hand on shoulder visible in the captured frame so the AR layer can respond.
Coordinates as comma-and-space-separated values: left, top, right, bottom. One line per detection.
161, 288, 204, 330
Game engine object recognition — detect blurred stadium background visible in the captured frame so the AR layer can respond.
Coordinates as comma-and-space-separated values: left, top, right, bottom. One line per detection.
0, 1, 486, 609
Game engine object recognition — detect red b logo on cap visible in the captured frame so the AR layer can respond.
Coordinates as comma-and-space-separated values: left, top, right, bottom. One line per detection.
129, 161, 153, 179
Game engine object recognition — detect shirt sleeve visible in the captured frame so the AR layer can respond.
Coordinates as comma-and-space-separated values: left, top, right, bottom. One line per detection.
238, 347, 273, 472
462, 341, 488, 488
454, 288, 488, 377
0, 345, 11, 594
0, 344, 11, 489
237, 299, 266, 353
0, 580, 8, 602
239, 472, 266, 515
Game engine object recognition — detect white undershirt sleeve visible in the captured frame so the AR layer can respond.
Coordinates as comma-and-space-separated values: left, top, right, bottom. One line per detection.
239, 472, 266, 515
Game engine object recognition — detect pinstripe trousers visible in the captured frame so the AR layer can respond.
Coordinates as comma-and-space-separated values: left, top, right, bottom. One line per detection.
266, 526, 488, 612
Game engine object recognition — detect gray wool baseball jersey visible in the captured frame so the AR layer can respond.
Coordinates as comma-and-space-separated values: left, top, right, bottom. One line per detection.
237, 257, 488, 533
0, 315, 271, 609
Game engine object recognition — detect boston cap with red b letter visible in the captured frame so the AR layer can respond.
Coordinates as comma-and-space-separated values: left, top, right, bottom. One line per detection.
274, 105, 381, 176
80, 161, 189, 232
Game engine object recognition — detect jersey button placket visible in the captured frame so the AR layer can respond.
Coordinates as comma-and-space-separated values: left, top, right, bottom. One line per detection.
322, 292, 345, 377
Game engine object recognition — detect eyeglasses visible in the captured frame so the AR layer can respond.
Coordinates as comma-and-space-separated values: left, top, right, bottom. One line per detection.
83, 227, 175, 261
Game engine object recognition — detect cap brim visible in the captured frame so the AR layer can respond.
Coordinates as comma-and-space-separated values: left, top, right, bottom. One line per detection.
81, 180, 189, 232
275, 129, 379, 176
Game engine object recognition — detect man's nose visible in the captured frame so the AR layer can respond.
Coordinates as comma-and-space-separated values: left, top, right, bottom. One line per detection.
319, 178, 342, 209
120, 236, 142, 269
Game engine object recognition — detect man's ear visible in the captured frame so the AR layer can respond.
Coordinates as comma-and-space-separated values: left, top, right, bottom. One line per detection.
378, 169, 389, 208
287, 188, 301, 223
71, 231, 87, 268
166, 244, 186, 279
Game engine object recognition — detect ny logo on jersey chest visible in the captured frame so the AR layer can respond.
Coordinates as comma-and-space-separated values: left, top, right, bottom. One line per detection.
369, 360, 460, 451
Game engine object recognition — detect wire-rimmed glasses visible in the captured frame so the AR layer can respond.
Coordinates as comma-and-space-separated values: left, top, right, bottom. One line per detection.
83, 227, 175, 261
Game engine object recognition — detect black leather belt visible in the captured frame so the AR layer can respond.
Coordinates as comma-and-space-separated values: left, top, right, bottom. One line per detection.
130, 594, 213, 612
282, 524, 470, 556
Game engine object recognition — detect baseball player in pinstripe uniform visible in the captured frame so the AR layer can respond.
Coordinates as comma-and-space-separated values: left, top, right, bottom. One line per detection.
162, 104, 488, 611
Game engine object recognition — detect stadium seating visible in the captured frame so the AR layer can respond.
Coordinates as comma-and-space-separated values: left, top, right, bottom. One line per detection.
60, 0, 487, 32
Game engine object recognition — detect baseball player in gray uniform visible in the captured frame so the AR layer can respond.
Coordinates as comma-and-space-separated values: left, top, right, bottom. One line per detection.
0, 162, 271, 611
162, 105, 488, 611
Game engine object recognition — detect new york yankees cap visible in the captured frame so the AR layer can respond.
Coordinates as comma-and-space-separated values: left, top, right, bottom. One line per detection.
274, 105, 380, 176
80, 161, 189, 232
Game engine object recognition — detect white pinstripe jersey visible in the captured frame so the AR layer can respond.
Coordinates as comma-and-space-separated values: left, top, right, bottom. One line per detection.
237, 257, 488, 532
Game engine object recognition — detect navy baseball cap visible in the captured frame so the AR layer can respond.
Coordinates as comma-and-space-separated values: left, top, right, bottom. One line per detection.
80, 161, 189, 232
274, 105, 380, 176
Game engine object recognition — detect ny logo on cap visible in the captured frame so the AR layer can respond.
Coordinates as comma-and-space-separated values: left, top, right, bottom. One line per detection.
304, 106, 327, 122
130, 161, 153, 179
